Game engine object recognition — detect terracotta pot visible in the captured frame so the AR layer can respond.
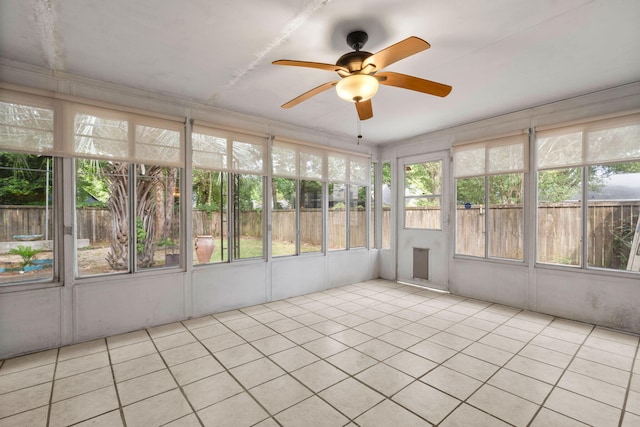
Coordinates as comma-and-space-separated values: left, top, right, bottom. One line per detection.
195, 235, 215, 263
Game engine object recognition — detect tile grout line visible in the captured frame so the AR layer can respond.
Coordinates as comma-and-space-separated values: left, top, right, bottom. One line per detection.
104, 337, 128, 427
268, 284, 502, 425
524, 322, 595, 426
234, 282, 428, 424
436, 297, 638, 425
429, 299, 525, 426
45, 347, 60, 427
145, 326, 207, 427
344, 289, 523, 426
474, 314, 584, 426
297, 284, 442, 425
378, 291, 603, 426
236, 299, 368, 424
619, 341, 640, 427
183, 316, 287, 425
343, 284, 519, 425
158, 288, 629, 427
363, 284, 530, 425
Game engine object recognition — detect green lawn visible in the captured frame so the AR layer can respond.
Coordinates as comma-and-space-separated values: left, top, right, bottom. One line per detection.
197, 237, 321, 261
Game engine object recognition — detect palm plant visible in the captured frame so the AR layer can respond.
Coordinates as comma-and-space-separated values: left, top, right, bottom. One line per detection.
9, 245, 42, 269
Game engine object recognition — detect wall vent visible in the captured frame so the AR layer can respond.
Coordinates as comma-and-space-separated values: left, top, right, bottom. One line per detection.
413, 247, 430, 280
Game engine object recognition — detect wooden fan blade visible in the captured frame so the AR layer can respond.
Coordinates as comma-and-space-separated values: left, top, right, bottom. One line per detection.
281, 81, 338, 109
362, 36, 430, 70
377, 71, 452, 97
273, 60, 348, 74
355, 99, 373, 120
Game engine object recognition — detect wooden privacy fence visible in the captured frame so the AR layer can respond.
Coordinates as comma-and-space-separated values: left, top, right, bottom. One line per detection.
2, 203, 638, 269
455, 201, 640, 268
196, 209, 367, 248
0, 206, 53, 242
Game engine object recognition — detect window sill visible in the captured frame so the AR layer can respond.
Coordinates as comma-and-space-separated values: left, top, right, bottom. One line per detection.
534, 262, 640, 280
0, 280, 62, 294
453, 254, 528, 268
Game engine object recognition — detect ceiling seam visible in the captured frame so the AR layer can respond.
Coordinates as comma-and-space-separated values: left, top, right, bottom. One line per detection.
32, 0, 61, 70
207, 0, 333, 103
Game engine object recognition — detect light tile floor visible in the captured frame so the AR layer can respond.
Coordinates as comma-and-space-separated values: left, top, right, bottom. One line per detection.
1, 279, 639, 426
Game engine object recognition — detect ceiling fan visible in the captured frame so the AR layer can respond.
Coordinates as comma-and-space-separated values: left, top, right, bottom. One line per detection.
273, 31, 452, 121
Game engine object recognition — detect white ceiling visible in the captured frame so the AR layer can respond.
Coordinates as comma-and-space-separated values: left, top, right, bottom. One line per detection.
1, 0, 639, 145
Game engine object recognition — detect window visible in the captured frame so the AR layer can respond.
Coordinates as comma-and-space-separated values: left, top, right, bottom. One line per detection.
404, 161, 442, 229
271, 140, 325, 256
76, 159, 129, 275
536, 113, 640, 273
369, 163, 376, 248
350, 184, 367, 248
233, 173, 263, 259
192, 125, 266, 263
299, 146, 324, 254
328, 182, 347, 250
0, 152, 55, 285
72, 106, 184, 276
382, 162, 391, 249
192, 170, 228, 263
454, 134, 528, 260
328, 154, 370, 250
455, 176, 485, 257
0, 98, 56, 285
300, 180, 322, 253
587, 163, 640, 270
271, 140, 367, 254
271, 177, 324, 256
135, 164, 181, 269
272, 177, 297, 256
536, 168, 581, 266
349, 158, 368, 248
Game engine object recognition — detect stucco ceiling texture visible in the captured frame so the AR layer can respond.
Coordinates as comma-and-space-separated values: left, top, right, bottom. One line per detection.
1, 0, 639, 145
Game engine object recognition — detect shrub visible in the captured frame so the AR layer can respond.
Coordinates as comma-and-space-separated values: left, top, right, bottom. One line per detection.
9, 245, 42, 269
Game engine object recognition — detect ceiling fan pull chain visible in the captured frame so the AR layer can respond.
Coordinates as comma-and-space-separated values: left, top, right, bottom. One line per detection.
357, 117, 362, 145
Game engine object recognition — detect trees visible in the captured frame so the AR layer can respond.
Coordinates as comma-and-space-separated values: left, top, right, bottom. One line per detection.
80, 161, 177, 270
0, 152, 50, 205
404, 161, 442, 207
272, 177, 295, 209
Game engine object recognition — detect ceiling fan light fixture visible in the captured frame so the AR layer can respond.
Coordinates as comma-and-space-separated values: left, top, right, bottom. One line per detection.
336, 74, 379, 103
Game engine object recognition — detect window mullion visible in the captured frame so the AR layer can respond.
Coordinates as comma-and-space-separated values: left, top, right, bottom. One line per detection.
128, 163, 136, 272
346, 184, 351, 250
322, 182, 328, 255
484, 175, 490, 259
581, 166, 588, 269
295, 179, 301, 255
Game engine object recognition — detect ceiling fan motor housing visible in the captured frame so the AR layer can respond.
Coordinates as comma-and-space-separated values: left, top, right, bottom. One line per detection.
336, 51, 373, 73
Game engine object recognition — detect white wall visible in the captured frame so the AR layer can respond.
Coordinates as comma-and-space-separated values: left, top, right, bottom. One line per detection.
0, 249, 379, 359
0, 287, 62, 357
379, 82, 640, 334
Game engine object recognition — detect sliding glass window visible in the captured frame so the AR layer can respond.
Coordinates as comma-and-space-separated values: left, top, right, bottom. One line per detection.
0, 97, 57, 286
536, 113, 640, 273
193, 125, 266, 263
454, 134, 528, 261
72, 106, 184, 276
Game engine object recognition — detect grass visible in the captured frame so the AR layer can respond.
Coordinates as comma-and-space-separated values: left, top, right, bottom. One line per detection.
202, 237, 322, 260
